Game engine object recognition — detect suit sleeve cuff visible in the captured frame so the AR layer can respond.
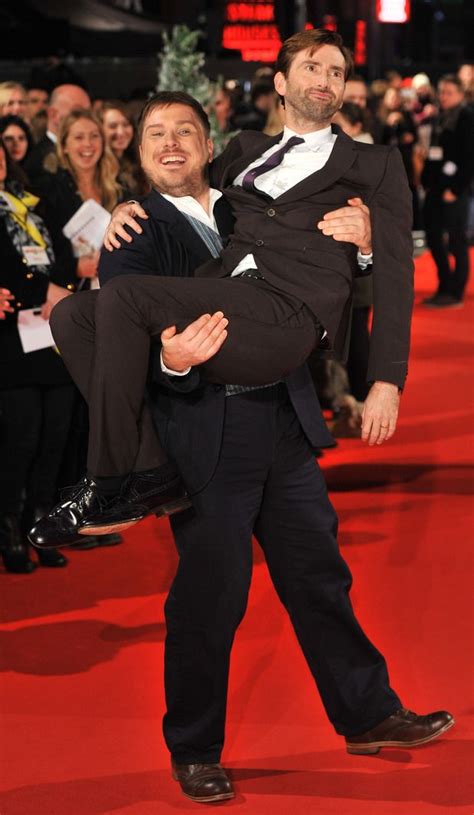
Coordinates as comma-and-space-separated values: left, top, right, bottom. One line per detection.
160, 350, 191, 377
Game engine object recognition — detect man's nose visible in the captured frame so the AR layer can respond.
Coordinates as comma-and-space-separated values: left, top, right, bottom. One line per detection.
163, 131, 179, 147
314, 71, 329, 88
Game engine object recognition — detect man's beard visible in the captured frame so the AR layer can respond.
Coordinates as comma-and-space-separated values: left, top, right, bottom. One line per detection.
287, 88, 340, 125
147, 166, 208, 198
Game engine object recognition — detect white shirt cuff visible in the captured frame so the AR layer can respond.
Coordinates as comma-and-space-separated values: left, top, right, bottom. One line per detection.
160, 350, 191, 377
357, 250, 373, 269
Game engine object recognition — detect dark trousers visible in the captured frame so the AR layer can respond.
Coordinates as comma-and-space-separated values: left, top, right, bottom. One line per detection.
0, 384, 75, 516
50, 276, 318, 477
424, 191, 470, 300
164, 385, 401, 763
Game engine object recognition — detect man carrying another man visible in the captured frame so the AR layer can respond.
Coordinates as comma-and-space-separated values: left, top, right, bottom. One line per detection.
28, 28, 454, 803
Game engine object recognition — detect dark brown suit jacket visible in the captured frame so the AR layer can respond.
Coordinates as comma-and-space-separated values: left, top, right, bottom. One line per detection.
206, 124, 414, 390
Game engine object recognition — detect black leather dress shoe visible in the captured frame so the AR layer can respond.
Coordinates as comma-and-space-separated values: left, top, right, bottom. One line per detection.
79, 470, 191, 536
171, 760, 234, 803
27, 477, 136, 549
36, 548, 68, 567
345, 708, 455, 754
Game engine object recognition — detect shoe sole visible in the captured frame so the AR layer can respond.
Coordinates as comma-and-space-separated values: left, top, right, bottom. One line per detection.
79, 497, 193, 536
346, 716, 455, 755
422, 302, 463, 309
172, 771, 235, 803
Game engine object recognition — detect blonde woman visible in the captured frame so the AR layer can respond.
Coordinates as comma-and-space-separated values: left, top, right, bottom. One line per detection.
32, 110, 127, 541
36, 108, 124, 289
100, 100, 148, 197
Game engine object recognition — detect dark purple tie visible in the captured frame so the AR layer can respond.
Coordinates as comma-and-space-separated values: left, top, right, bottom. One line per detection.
241, 135, 305, 192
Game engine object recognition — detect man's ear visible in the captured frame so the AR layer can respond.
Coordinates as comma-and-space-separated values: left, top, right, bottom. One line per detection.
274, 72, 286, 99
207, 138, 214, 163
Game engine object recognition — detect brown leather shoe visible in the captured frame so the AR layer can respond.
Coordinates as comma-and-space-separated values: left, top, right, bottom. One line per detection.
171, 760, 235, 803
346, 708, 455, 755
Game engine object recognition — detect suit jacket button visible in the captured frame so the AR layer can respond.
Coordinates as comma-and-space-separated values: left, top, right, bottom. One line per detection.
267, 208, 276, 217
255, 239, 264, 246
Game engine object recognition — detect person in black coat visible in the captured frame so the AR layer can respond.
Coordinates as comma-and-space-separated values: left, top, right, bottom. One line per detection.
421, 74, 474, 307
0, 142, 73, 572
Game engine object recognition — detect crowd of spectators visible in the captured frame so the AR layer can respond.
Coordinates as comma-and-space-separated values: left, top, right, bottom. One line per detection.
0, 57, 473, 573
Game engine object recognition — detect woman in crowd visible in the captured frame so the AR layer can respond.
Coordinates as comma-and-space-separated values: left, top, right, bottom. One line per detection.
35, 107, 125, 290
0, 141, 74, 572
333, 102, 374, 144
100, 100, 148, 198
0, 114, 34, 182
33, 109, 127, 544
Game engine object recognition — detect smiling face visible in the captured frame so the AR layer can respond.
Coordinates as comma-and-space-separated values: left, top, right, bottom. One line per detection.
139, 103, 213, 197
2, 124, 29, 162
63, 116, 103, 172
274, 44, 346, 132
102, 107, 134, 157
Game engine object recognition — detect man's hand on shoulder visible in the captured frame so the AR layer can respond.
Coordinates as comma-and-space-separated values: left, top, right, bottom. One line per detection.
161, 312, 229, 373
361, 381, 400, 446
104, 201, 149, 251
317, 197, 372, 254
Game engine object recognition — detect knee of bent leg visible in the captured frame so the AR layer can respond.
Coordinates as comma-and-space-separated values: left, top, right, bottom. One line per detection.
97, 275, 137, 314
49, 294, 80, 346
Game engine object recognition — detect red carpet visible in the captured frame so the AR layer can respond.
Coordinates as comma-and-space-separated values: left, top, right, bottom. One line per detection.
1, 250, 473, 814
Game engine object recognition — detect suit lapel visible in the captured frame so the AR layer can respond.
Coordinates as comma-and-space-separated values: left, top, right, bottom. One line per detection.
275, 127, 358, 204
146, 190, 214, 264
221, 132, 283, 187
214, 196, 235, 240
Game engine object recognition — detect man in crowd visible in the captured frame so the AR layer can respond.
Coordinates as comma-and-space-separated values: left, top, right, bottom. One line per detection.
24, 83, 91, 183
35, 28, 453, 802
422, 74, 474, 308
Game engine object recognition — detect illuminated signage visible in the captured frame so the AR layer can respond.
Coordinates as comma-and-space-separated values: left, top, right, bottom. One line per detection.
376, 0, 410, 23
222, 1, 282, 62
354, 19, 367, 65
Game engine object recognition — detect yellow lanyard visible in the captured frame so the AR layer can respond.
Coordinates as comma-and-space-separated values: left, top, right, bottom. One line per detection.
0, 190, 47, 249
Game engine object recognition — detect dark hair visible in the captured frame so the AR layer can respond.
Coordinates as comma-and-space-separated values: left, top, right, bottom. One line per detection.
439, 74, 464, 91
0, 114, 33, 157
275, 29, 354, 82
338, 101, 365, 127
0, 137, 27, 188
346, 74, 367, 84
137, 91, 211, 143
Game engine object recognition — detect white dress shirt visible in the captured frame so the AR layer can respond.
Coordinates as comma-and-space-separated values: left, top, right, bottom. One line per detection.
161, 189, 223, 233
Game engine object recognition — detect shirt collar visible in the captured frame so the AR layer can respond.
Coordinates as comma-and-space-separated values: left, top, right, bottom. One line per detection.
160, 187, 222, 216
282, 124, 334, 151
46, 130, 57, 144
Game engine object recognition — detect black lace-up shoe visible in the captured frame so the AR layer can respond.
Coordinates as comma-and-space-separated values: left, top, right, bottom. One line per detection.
27, 477, 138, 549
79, 469, 191, 536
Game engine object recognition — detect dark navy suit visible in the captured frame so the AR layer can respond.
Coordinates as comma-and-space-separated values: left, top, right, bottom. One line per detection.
98, 188, 401, 764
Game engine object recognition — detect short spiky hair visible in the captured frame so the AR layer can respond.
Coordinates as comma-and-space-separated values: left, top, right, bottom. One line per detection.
276, 29, 353, 81
137, 91, 211, 143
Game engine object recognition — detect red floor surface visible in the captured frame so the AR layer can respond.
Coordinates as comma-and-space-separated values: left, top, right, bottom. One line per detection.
1, 250, 473, 814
